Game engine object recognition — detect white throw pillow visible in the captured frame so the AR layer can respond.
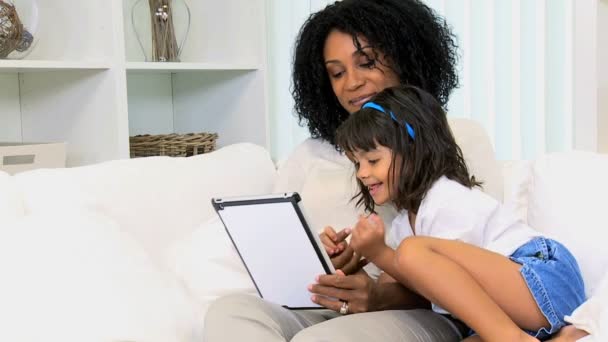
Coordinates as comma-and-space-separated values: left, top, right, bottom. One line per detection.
14, 143, 277, 265
0, 170, 24, 222
566, 271, 608, 340
500, 160, 533, 223
0, 210, 202, 342
164, 215, 256, 330
527, 151, 608, 298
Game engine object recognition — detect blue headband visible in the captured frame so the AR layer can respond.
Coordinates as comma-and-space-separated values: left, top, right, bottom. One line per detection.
362, 102, 415, 139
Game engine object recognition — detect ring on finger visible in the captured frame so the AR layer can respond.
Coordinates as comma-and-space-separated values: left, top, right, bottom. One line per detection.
339, 301, 349, 315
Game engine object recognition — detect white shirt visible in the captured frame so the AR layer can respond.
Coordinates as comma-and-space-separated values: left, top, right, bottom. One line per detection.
387, 176, 539, 255
386, 176, 540, 314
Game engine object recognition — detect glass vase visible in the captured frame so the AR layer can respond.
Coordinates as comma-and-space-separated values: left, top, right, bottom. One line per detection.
0, 0, 39, 59
131, 0, 190, 62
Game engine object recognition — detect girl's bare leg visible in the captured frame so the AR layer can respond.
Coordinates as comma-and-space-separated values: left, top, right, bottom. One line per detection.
547, 325, 589, 341
460, 325, 589, 342
393, 236, 548, 342
462, 336, 482, 342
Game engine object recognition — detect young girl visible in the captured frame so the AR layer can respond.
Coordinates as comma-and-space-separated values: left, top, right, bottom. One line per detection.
335, 85, 588, 342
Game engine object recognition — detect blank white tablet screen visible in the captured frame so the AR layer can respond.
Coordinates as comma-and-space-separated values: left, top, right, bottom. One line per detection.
217, 200, 330, 308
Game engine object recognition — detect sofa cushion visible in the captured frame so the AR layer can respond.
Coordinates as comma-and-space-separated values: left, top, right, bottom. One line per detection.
527, 151, 608, 298
449, 118, 503, 201
165, 215, 256, 331
0, 210, 201, 342
500, 159, 533, 223
13, 143, 277, 264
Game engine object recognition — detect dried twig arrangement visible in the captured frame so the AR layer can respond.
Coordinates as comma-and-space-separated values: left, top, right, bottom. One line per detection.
0, 1, 33, 58
148, 0, 179, 62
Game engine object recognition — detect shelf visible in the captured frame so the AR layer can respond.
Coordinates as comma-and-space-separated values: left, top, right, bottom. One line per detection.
0, 60, 112, 73
126, 62, 261, 73
0, 0, 268, 168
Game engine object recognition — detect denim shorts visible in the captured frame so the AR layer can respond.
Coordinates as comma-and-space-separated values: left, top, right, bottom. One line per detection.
510, 237, 586, 339
465, 237, 586, 340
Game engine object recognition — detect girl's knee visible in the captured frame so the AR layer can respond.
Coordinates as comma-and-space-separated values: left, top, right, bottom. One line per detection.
395, 236, 429, 269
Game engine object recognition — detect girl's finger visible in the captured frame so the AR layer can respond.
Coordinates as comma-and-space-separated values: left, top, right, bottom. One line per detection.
319, 232, 338, 250
333, 228, 351, 243
323, 226, 338, 241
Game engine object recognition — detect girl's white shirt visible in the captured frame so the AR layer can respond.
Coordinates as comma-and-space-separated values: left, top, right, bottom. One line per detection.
387, 176, 540, 315
387, 175, 539, 256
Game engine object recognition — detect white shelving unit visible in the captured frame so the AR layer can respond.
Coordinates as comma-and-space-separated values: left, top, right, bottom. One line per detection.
0, 0, 268, 167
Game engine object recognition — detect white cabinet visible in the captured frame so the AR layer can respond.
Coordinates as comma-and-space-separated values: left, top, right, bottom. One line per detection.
0, 0, 268, 167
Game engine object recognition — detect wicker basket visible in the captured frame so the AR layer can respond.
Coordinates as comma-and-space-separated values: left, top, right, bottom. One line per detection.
129, 132, 218, 158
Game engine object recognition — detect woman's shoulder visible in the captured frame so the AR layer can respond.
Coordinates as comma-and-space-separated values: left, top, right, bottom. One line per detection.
288, 138, 347, 165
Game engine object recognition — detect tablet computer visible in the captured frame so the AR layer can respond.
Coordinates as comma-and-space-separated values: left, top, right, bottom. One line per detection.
211, 192, 335, 309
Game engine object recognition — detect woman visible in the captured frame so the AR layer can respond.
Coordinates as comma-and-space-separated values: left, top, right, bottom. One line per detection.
204, 0, 464, 340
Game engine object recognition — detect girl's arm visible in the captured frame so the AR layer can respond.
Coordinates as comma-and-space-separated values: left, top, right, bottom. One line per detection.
350, 214, 406, 281
365, 247, 405, 283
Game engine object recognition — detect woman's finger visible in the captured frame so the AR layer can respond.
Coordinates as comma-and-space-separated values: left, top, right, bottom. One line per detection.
330, 244, 354, 269
340, 251, 362, 274
314, 273, 360, 290
309, 283, 351, 301
310, 293, 344, 312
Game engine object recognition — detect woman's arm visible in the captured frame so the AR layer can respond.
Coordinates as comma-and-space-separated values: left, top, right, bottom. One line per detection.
371, 272, 430, 311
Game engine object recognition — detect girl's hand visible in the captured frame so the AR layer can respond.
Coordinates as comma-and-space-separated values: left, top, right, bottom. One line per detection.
319, 226, 349, 256
308, 270, 377, 314
319, 226, 367, 274
350, 214, 387, 260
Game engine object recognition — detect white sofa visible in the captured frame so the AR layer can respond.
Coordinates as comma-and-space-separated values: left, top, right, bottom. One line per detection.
0, 119, 606, 341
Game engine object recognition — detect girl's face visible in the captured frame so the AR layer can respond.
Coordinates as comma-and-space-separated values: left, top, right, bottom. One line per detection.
323, 30, 400, 114
350, 144, 400, 205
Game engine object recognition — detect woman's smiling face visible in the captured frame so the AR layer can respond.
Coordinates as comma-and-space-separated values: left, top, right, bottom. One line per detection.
323, 30, 400, 114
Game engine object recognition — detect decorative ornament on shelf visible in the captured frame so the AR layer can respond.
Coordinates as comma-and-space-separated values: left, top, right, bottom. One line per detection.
0, 0, 38, 59
132, 0, 190, 62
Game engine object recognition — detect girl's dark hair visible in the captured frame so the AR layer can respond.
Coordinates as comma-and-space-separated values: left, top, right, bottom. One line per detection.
336, 85, 481, 214
292, 0, 459, 147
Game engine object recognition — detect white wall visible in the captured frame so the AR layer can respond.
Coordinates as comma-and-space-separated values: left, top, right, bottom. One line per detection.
599, 0, 608, 153
573, 0, 598, 153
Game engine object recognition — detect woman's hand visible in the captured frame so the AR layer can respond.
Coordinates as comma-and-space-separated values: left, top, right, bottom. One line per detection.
350, 214, 387, 261
308, 269, 378, 314
319, 226, 367, 275
310, 271, 431, 314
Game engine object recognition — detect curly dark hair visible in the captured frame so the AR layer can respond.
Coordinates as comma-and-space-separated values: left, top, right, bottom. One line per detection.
292, 0, 459, 147
336, 85, 480, 214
